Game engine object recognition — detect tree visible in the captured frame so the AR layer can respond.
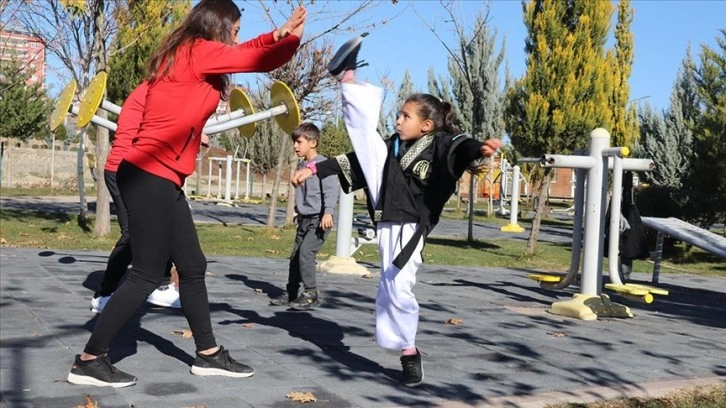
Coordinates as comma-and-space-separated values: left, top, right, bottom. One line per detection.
505, 0, 614, 255
240, 0, 386, 227
422, 4, 507, 242
319, 117, 353, 159
0, 58, 52, 141
607, 0, 638, 148
686, 29, 726, 226
106, 1, 189, 104
15, 0, 119, 234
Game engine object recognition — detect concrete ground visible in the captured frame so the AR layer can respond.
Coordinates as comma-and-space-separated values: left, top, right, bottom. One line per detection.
1, 196, 724, 408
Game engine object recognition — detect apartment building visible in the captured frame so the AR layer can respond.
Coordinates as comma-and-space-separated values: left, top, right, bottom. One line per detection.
1, 29, 46, 87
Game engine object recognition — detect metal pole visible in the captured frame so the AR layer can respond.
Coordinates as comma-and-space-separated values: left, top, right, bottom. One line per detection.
509, 166, 521, 226
245, 160, 251, 200
207, 158, 213, 198
608, 155, 624, 285
335, 191, 355, 258
580, 128, 610, 296
224, 155, 233, 202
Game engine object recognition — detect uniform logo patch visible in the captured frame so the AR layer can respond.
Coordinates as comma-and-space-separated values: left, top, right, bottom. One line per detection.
412, 160, 430, 180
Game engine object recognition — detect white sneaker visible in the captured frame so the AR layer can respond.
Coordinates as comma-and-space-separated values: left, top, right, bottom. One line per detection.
147, 283, 181, 308
90, 295, 112, 313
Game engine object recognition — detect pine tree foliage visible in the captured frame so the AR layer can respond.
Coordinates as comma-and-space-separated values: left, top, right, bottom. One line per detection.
446, 13, 506, 141
107, 1, 190, 104
506, 0, 614, 157
686, 29, 726, 225
636, 102, 688, 188
607, 0, 638, 148
0, 58, 53, 141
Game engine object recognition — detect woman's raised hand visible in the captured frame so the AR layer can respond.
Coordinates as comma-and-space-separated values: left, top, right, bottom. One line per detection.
275, 6, 307, 41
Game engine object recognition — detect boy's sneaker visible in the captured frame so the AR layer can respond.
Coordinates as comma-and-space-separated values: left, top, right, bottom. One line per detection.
90, 294, 112, 313
146, 283, 181, 308
269, 290, 296, 306
289, 290, 321, 311
328, 32, 369, 80
190, 346, 254, 378
400, 349, 424, 387
67, 354, 137, 388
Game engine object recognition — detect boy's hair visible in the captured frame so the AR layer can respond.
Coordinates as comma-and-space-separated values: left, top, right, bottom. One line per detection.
291, 122, 321, 144
404, 93, 460, 134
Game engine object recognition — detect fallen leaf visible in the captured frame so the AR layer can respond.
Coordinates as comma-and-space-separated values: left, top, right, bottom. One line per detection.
0, 237, 7, 245
286, 391, 317, 403
171, 329, 193, 338
265, 249, 279, 254
446, 318, 463, 326
20, 233, 29, 237
242, 323, 254, 329
75, 394, 98, 408
361, 273, 373, 279
547, 331, 567, 338
254, 288, 263, 293
270, 235, 281, 240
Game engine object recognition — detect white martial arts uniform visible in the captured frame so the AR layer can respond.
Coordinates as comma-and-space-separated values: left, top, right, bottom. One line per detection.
341, 82, 424, 350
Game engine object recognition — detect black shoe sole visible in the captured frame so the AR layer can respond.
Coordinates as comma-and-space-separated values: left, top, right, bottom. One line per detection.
327, 33, 368, 74
289, 299, 321, 311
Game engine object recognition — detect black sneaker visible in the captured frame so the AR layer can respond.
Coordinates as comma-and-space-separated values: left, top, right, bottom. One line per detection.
269, 290, 296, 306
67, 354, 137, 388
400, 349, 424, 387
328, 33, 369, 80
289, 290, 321, 310
190, 346, 254, 378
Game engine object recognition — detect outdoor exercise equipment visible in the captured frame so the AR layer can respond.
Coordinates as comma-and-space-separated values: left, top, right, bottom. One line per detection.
50, 72, 301, 137
201, 81, 301, 135
521, 128, 667, 320
203, 155, 252, 203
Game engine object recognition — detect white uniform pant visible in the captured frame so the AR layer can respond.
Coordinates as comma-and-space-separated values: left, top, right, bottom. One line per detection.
342, 81, 423, 350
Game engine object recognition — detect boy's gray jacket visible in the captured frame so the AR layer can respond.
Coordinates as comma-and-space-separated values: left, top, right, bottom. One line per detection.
295, 154, 339, 217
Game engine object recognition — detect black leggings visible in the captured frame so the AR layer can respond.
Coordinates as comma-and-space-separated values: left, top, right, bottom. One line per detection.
84, 160, 216, 355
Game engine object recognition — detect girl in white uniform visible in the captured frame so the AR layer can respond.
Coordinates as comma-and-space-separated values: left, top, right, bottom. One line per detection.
294, 35, 502, 387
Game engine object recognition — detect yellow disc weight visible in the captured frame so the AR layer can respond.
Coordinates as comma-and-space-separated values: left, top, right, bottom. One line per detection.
77, 72, 107, 128
229, 88, 257, 138
50, 79, 77, 131
270, 81, 300, 134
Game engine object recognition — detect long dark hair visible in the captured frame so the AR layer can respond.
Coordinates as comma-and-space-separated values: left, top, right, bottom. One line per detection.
404, 93, 460, 134
146, 0, 241, 93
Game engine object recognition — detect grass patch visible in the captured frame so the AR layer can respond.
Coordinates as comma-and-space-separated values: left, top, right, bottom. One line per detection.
1, 208, 722, 277
546, 384, 726, 408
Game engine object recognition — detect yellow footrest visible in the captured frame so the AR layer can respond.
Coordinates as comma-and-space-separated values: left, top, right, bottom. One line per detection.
605, 283, 653, 303
527, 274, 563, 283
623, 283, 669, 296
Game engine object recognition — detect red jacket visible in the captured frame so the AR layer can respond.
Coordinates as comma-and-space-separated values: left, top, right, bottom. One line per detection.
124, 31, 300, 187
104, 81, 148, 173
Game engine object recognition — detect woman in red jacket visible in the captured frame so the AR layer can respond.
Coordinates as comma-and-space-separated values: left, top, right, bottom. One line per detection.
68, 0, 305, 388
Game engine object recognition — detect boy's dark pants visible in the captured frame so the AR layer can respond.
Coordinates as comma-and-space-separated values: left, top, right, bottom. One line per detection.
288, 215, 329, 294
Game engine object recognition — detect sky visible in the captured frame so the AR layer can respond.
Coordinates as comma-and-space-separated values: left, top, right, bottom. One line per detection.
232, 0, 725, 113
31, 0, 725, 114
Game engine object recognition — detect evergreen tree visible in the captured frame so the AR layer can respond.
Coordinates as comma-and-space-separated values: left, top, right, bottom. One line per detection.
319, 117, 352, 158
107, 1, 190, 104
0, 58, 52, 141
686, 29, 726, 226
505, 0, 614, 255
608, 0, 638, 148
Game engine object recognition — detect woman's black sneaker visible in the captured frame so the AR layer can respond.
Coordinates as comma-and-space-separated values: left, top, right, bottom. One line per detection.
67, 354, 137, 388
190, 346, 254, 378
400, 349, 424, 387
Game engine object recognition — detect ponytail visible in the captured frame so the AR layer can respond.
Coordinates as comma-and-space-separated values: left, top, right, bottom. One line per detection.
404, 94, 460, 134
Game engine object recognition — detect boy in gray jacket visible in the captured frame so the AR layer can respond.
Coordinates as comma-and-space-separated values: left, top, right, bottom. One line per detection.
270, 123, 339, 310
